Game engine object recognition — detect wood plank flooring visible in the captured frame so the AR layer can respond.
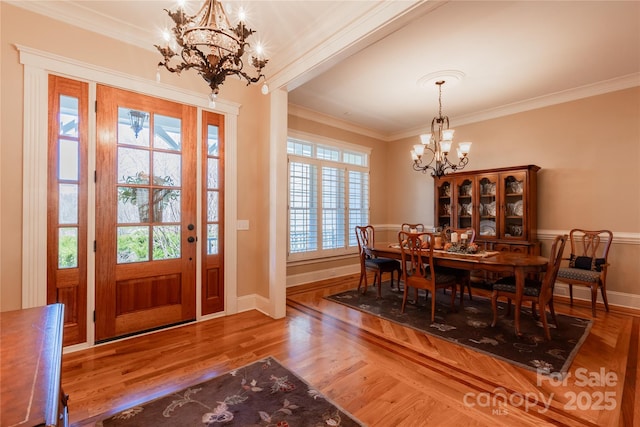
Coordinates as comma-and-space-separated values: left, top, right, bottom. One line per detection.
61, 274, 639, 426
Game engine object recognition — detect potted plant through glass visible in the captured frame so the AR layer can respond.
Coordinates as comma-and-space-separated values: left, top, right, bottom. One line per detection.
118, 171, 178, 222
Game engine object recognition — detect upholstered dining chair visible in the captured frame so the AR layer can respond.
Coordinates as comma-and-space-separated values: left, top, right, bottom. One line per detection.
398, 231, 457, 323
401, 223, 425, 232
440, 226, 476, 303
556, 229, 613, 317
491, 234, 568, 340
355, 225, 401, 298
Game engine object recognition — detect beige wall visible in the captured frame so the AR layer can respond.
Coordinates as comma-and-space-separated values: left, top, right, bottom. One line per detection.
294, 88, 640, 296
0, 4, 272, 310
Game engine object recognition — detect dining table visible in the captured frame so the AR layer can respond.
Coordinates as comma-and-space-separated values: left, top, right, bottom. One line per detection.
371, 243, 549, 336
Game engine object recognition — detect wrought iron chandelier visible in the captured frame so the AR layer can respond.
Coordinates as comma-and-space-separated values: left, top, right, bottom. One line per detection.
155, 0, 269, 103
411, 80, 471, 177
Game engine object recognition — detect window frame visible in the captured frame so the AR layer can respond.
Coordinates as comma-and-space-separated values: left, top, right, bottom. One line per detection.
287, 130, 371, 262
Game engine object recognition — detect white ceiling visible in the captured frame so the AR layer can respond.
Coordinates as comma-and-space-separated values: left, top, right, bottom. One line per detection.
10, 0, 640, 140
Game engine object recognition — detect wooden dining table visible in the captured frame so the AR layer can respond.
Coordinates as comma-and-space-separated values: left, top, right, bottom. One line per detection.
371, 244, 548, 336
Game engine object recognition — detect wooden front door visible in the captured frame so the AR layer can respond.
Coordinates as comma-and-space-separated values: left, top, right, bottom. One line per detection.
95, 85, 197, 342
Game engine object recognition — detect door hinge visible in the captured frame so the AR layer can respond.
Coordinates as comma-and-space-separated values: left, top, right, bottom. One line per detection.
93, 310, 96, 323
94, 100, 98, 113
93, 240, 97, 252
94, 170, 97, 183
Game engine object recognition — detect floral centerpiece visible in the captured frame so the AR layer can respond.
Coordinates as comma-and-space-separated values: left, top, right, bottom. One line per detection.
444, 242, 479, 254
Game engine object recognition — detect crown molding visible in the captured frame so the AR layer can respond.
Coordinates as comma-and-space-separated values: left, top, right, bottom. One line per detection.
290, 73, 640, 142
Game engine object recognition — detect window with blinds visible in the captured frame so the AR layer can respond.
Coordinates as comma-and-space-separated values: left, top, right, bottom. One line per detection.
287, 135, 370, 260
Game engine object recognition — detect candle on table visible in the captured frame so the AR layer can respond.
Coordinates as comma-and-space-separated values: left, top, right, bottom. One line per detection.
451, 232, 458, 243
461, 233, 468, 243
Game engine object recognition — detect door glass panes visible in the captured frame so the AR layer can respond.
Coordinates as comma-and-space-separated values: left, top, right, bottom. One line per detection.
59, 96, 79, 137
58, 228, 78, 268
207, 224, 219, 255
59, 140, 79, 180
153, 225, 181, 260
479, 176, 497, 237
117, 226, 150, 263
153, 152, 181, 186
154, 189, 180, 223
118, 107, 150, 147
207, 158, 219, 189
59, 184, 78, 224
57, 95, 81, 269
154, 114, 182, 151
117, 108, 183, 263
206, 124, 221, 255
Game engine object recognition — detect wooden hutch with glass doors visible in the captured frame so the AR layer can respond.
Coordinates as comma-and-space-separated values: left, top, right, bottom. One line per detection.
434, 165, 540, 255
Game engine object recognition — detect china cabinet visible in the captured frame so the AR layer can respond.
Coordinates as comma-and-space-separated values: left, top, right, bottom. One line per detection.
434, 165, 540, 255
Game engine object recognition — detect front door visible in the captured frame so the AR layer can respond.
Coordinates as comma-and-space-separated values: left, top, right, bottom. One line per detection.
95, 85, 197, 342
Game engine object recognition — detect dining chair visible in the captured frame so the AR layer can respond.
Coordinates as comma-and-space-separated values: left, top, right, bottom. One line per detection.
491, 234, 568, 340
355, 225, 401, 298
556, 229, 613, 317
398, 231, 457, 322
440, 226, 476, 304
401, 223, 425, 232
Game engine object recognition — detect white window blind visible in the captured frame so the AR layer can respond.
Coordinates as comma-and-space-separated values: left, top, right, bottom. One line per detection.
287, 135, 370, 260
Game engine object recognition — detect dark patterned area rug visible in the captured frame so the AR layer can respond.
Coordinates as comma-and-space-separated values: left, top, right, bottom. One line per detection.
326, 285, 592, 375
97, 357, 364, 426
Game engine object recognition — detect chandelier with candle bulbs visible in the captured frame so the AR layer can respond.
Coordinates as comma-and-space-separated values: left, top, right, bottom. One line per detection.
155, 0, 269, 102
411, 80, 471, 177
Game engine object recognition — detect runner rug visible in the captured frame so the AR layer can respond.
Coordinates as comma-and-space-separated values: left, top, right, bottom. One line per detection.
325, 285, 592, 375
97, 356, 364, 426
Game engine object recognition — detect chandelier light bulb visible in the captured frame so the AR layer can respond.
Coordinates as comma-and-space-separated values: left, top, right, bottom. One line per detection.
238, 7, 247, 22
442, 129, 455, 141
420, 133, 432, 145
261, 82, 269, 95
209, 92, 217, 108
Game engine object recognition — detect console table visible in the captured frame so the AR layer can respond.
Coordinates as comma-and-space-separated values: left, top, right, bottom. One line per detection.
1, 304, 68, 427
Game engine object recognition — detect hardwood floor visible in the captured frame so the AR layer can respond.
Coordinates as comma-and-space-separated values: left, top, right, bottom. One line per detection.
62, 274, 639, 426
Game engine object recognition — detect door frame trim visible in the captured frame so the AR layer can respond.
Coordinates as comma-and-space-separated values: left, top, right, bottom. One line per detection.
18, 45, 240, 349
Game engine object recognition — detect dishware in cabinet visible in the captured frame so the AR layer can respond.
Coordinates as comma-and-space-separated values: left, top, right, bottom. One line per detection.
435, 178, 453, 229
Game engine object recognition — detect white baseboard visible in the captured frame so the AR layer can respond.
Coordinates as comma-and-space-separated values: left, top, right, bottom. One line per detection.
286, 263, 360, 288
237, 293, 272, 316
553, 283, 640, 312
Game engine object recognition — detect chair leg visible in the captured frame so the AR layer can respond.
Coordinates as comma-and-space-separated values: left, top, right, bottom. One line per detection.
549, 298, 558, 327
531, 302, 539, 320
450, 285, 457, 312
540, 303, 551, 340
591, 284, 598, 317
401, 286, 409, 313
376, 271, 383, 299
430, 290, 436, 323
569, 284, 574, 306
600, 282, 610, 312
491, 291, 499, 327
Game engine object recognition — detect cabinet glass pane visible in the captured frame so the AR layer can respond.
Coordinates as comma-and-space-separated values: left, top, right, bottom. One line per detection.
503, 175, 524, 238
478, 177, 497, 237
117, 226, 150, 263
58, 227, 78, 269
152, 225, 181, 260
456, 178, 473, 229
